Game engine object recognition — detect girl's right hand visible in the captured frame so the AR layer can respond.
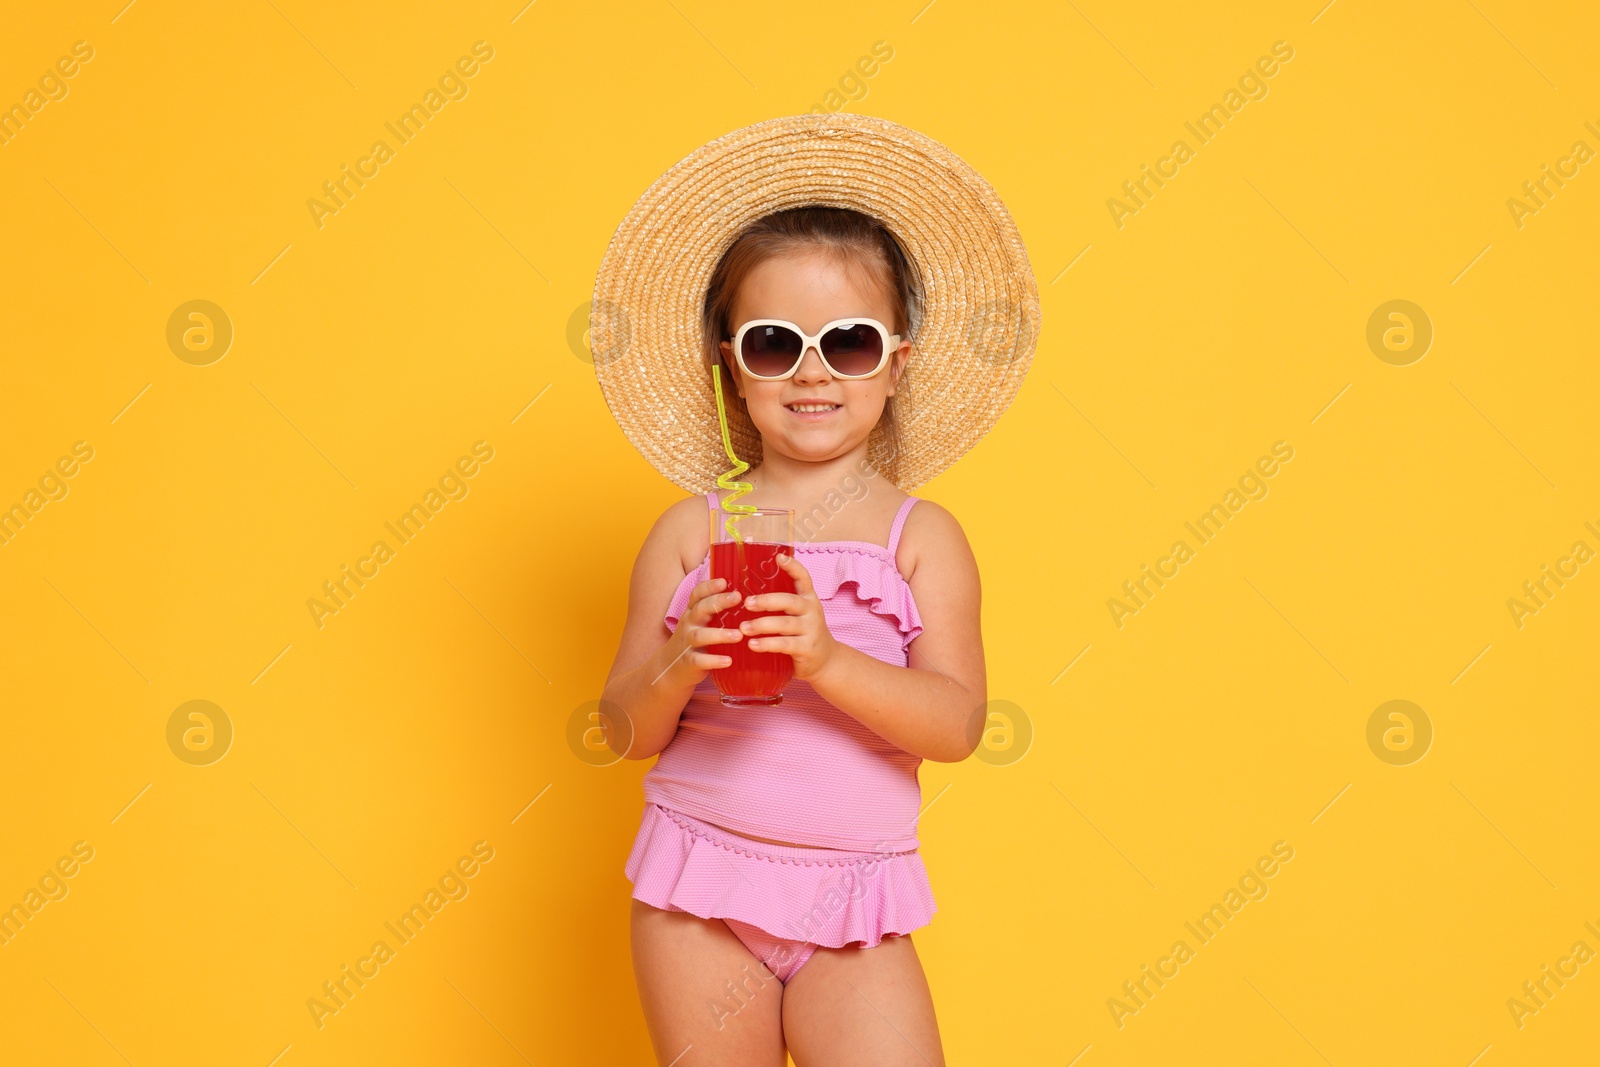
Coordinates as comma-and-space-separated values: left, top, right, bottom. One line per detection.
671, 577, 744, 676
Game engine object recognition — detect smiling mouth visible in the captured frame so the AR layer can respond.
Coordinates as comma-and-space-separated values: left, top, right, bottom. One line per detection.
785, 403, 841, 414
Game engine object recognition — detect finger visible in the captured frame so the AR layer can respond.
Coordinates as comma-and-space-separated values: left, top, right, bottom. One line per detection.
738, 616, 801, 637
692, 625, 744, 646
691, 588, 743, 618
689, 649, 734, 669
745, 635, 791, 654
693, 577, 727, 598
774, 552, 814, 595
687, 577, 728, 609
742, 591, 803, 614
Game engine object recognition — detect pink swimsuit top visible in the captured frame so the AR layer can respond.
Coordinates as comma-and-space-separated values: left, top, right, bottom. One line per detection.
644, 491, 926, 852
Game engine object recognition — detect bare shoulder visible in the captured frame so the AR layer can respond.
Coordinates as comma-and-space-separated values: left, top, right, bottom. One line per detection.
657, 492, 715, 572
896, 499, 978, 589
898, 498, 985, 722
625, 492, 713, 618
605, 493, 711, 684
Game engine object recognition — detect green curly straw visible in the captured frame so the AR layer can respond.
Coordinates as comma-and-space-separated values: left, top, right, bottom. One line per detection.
711, 363, 756, 545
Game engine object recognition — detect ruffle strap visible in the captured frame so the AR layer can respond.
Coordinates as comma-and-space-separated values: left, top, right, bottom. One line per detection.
663, 559, 709, 633
804, 544, 924, 645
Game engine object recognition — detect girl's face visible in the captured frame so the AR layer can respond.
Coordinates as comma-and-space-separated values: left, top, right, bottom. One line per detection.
720, 248, 910, 466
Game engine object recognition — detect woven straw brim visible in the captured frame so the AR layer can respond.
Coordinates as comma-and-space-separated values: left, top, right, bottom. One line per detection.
590, 112, 1041, 493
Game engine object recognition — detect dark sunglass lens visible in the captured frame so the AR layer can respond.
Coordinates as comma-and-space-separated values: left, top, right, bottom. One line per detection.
740, 324, 803, 376
820, 323, 884, 375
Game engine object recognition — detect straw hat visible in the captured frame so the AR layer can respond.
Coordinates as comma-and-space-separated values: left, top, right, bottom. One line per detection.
589, 112, 1041, 493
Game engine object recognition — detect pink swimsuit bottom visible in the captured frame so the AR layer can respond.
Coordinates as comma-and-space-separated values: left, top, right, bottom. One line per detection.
627, 803, 933, 982
626, 491, 937, 984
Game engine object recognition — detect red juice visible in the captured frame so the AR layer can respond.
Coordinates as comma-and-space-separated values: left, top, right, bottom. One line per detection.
708, 539, 796, 705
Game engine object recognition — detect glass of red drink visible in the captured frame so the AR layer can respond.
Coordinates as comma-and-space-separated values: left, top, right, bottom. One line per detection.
708, 507, 796, 706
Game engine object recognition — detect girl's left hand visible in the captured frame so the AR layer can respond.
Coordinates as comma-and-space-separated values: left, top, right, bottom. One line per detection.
740, 552, 839, 684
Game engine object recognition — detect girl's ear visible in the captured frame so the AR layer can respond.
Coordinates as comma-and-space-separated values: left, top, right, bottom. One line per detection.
718, 341, 745, 397
885, 339, 911, 397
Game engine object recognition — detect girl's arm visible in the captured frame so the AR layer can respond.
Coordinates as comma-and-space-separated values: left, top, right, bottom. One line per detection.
745, 502, 987, 762
601, 501, 742, 760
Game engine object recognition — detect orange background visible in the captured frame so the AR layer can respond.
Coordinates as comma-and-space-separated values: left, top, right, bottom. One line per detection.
1, 1, 1596, 1064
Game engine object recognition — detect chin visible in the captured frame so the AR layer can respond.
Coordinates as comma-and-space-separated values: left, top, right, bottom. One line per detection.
751, 406, 872, 454
777, 437, 864, 463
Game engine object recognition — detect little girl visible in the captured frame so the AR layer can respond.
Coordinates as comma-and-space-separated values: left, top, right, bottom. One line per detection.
590, 115, 1039, 1067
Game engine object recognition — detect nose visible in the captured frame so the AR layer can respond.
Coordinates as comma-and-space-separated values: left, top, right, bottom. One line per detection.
792, 343, 832, 383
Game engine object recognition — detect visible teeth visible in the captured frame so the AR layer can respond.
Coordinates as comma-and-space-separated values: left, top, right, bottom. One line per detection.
788, 404, 838, 412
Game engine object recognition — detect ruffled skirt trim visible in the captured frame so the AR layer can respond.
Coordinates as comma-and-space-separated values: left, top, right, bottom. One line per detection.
625, 803, 936, 948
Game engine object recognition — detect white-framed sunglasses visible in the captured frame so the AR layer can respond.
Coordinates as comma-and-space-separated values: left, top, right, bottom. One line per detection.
727, 317, 903, 381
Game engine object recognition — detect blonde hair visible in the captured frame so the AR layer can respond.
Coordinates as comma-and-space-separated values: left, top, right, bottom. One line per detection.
702, 206, 919, 485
